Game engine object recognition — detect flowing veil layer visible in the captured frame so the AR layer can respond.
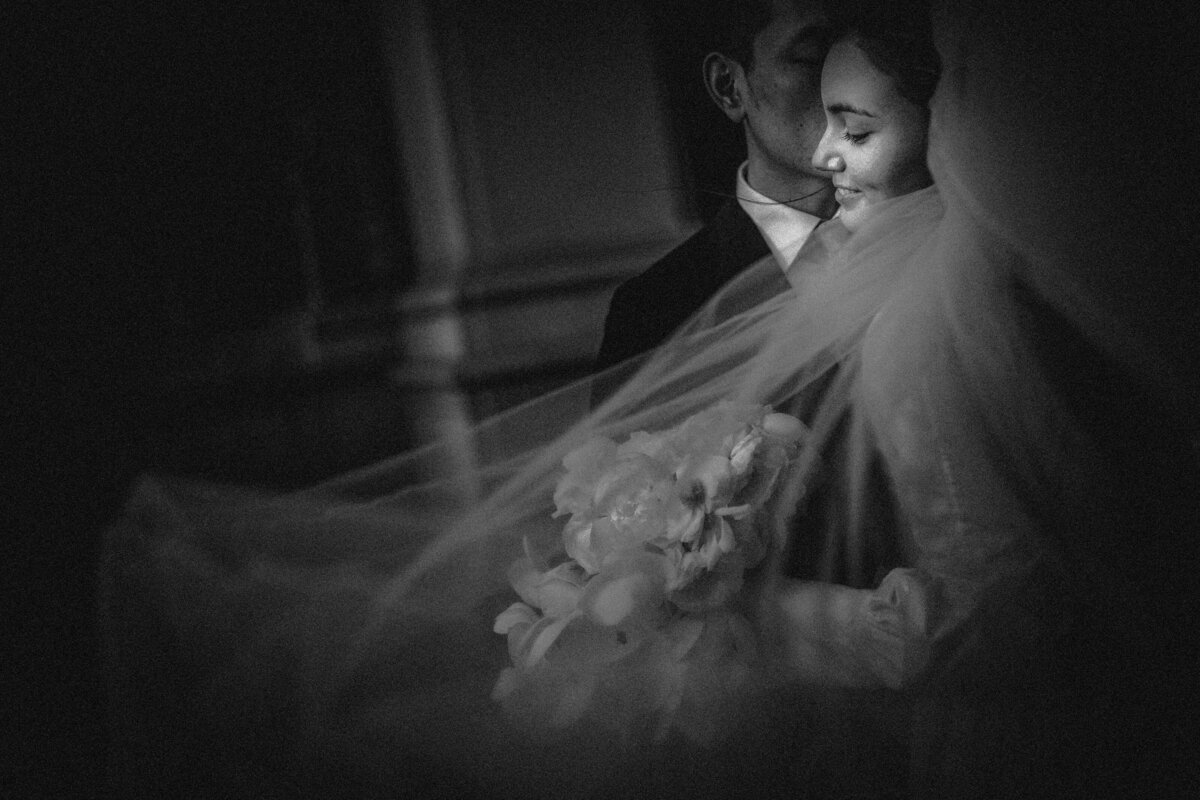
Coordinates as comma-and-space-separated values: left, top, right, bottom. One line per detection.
102, 2, 1199, 797
102, 189, 943, 798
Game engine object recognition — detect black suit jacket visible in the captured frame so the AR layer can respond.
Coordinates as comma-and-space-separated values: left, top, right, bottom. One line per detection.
593, 197, 771, 376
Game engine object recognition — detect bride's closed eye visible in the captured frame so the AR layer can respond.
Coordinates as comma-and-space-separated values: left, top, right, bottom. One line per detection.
842, 130, 871, 144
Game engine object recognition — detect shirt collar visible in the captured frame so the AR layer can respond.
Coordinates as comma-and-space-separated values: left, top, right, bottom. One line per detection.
735, 162, 824, 272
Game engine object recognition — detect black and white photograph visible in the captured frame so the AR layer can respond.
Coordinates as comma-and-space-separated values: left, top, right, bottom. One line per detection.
10, 1, 1199, 797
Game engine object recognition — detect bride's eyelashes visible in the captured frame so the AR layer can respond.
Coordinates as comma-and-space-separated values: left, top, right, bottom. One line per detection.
842, 130, 871, 144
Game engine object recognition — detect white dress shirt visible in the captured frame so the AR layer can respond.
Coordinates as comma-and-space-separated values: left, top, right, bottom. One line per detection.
735, 162, 825, 272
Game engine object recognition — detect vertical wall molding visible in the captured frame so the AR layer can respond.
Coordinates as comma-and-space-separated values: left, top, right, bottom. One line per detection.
378, 0, 479, 496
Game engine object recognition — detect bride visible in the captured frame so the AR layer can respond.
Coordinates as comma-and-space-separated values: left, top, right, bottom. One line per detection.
103, 2, 1197, 798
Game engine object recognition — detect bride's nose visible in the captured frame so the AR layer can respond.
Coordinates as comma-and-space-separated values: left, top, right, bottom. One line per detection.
811, 132, 844, 173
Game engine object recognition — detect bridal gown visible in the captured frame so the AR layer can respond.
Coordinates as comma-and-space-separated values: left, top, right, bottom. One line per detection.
100, 1, 1199, 798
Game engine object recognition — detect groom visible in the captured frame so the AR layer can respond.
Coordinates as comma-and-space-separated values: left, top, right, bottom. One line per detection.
593, 0, 836, 383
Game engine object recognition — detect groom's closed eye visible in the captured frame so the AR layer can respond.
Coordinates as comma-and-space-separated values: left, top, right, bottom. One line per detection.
783, 28, 831, 66
787, 44, 825, 66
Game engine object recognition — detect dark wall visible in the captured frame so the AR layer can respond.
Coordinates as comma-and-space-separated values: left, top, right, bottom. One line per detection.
11, 3, 413, 795
17, 0, 412, 488
9, 2, 743, 794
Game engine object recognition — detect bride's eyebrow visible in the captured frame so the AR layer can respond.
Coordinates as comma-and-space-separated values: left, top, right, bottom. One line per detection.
827, 102, 876, 117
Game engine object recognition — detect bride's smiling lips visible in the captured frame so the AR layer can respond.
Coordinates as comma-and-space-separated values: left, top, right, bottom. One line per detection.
834, 184, 863, 205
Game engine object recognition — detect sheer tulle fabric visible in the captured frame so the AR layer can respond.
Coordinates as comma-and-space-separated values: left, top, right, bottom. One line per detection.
102, 2, 1198, 797
104, 191, 945, 798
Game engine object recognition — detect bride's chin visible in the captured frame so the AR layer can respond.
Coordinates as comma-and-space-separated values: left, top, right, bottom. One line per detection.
837, 203, 867, 231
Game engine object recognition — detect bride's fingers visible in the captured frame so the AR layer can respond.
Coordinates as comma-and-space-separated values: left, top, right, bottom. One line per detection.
774, 581, 878, 688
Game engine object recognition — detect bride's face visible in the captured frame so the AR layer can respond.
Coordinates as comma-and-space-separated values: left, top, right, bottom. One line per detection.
811, 37, 932, 227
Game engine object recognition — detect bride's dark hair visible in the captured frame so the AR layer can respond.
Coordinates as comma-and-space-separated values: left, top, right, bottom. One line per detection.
834, 1, 940, 107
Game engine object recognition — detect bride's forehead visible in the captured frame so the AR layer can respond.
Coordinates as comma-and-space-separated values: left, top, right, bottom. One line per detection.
821, 39, 899, 103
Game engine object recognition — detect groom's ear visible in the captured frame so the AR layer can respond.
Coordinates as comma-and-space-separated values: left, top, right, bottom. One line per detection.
703, 52, 746, 123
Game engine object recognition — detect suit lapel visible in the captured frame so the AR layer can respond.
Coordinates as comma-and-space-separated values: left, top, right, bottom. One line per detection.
710, 198, 771, 287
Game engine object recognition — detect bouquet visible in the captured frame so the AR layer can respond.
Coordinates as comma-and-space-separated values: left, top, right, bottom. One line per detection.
492, 402, 805, 744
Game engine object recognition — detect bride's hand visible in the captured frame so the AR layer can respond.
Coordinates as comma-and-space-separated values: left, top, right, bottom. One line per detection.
776, 570, 934, 690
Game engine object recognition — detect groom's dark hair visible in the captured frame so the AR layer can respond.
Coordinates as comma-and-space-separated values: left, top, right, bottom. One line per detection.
699, 0, 775, 69
701, 0, 841, 71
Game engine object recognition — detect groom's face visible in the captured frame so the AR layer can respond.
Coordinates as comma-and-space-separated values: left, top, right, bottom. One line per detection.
738, 1, 832, 184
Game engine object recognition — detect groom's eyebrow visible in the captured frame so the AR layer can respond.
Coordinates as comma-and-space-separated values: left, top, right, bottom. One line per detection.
788, 25, 832, 49
827, 103, 876, 117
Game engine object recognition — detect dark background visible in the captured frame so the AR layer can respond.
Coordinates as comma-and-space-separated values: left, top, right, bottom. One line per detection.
9, 1, 735, 796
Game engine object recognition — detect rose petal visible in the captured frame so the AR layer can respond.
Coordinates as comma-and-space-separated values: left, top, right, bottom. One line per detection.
534, 575, 584, 619
676, 455, 733, 510
524, 613, 577, 667
714, 503, 751, 519
507, 557, 543, 608
554, 437, 619, 516
716, 517, 737, 554
762, 412, 805, 441
521, 535, 551, 573
586, 575, 640, 626
728, 433, 762, 473
506, 622, 533, 662
563, 518, 599, 575
494, 601, 537, 634
581, 555, 667, 628
669, 505, 704, 544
